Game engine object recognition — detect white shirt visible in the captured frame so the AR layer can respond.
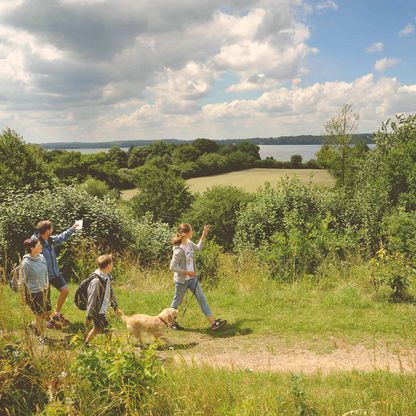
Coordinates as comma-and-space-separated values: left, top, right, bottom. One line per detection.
180, 242, 195, 280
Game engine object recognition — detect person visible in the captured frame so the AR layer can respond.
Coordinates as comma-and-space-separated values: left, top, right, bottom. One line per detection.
18, 237, 50, 344
33, 220, 79, 328
169, 223, 226, 331
84, 254, 119, 346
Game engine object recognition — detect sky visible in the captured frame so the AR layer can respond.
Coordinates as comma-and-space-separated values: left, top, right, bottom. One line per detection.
0, 0, 415, 143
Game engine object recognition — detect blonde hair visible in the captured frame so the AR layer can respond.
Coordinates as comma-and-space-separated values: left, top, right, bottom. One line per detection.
97, 254, 113, 269
171, 223, 192, 246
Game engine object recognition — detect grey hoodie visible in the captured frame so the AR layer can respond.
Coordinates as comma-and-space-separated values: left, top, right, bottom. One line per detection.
169, 240, 204, 284
19, 254, 49, 294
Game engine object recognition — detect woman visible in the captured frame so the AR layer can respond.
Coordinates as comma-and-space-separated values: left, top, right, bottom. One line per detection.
19, 237, 51, 344
169, 223, 226, 331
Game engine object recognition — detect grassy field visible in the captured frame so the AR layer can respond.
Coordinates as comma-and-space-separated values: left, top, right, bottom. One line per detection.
1, 254, 415, 415
120, 168, 334, 200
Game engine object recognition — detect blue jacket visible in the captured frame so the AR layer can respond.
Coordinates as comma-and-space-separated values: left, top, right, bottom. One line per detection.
32, 227, 75, 280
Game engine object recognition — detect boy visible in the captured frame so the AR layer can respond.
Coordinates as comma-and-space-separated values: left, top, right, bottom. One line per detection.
33, 220, 79, 328
84, 254, 119, 346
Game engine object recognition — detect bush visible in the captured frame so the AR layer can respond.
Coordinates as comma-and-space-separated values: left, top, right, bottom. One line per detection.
234, 178, 328, 251
0, 186, 131, 269
129, 212, 173, 267
381, 209, 416, 259
195, 240, 222, 287
185, 186, 253, 250
72, 343, 161, 415
370, 247, 415, 302
0, 342, 48, 415
78, 177, 119, 199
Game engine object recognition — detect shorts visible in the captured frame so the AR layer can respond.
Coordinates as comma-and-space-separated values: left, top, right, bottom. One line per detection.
26, 289, 51, 316
92, 314, 110, 333
49, 275, 68, 291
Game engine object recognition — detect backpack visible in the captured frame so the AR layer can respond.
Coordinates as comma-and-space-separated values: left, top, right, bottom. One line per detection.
74, 273, 103, 310
8, 265, 21, 292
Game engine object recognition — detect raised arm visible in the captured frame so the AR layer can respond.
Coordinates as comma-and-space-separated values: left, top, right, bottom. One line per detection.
52, 223, 78, 246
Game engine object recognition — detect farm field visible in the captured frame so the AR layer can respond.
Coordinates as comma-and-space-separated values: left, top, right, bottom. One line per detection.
121, 168, 334, 200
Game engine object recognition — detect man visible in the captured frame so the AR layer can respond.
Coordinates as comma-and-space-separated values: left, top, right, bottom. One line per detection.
33, 220, 79, 328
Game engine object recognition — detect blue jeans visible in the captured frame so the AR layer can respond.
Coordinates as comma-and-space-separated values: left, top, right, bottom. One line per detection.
170, 277, 212, 317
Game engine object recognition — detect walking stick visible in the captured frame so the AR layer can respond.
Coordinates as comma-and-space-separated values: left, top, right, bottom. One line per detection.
181, 276, 200, 317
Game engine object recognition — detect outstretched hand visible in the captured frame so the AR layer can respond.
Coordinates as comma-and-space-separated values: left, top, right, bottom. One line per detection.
202, 224, 209, 238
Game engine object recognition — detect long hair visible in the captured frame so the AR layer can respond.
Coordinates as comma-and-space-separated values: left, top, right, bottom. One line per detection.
171, 223, 192, 246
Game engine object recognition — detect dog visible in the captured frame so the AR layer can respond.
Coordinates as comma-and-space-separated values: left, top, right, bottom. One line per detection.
117, 307, 178, 346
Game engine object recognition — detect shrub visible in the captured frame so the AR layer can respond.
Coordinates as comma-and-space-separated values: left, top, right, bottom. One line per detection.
129, 212, 173, 267
370, 247, 415, 302
184, 186, 253, 250
0, 186, 131, 268
72, 343, 161, 415
78, 177, 119, 199
381, 209, 416, 259
0, 342, 48, 415
195, 240, 222, 287
234, 178, 328, 251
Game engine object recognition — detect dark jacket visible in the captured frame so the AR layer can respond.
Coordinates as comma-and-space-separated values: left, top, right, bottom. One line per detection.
86, 272, 118, 319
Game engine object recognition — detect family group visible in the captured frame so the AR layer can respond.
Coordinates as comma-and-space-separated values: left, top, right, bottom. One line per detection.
18, 220, 226, 346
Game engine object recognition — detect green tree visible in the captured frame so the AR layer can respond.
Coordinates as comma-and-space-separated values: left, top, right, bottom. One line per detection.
0, 128, 55, 192
108, 146, 128, 168
172, 144, 201, 164
290, 154, 303, 168
316, 105, 362, 187
185, 186, 253, 249
192, 138, 219, 154
131, 162, 193, 225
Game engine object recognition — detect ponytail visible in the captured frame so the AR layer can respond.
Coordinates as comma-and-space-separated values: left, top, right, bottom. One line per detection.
171, 223, 192, 245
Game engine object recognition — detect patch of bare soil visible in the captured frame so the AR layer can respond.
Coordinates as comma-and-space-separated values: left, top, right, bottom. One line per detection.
161, 334, 416, 374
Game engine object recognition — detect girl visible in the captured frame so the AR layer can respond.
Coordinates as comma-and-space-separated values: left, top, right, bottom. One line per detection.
19, 237, 51, 344
169, 223, 226, 331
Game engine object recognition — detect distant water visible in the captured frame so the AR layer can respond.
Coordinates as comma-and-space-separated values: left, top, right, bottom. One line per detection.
58, 144, 375, 161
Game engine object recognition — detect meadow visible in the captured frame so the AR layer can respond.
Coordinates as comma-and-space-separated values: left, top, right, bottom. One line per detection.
1, 254, 415, 415
120, 168, 334, 200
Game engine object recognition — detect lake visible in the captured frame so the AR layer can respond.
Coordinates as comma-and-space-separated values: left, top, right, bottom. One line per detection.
58, 144, 375, 161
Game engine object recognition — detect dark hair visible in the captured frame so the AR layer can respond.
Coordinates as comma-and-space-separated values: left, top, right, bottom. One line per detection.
36, 220, 52, 235
97, 254, 113, 269
24, 237, 39, 253
171, 223, 192, 246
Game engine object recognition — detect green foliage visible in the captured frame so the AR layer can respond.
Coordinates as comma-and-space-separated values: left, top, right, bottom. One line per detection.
192, 138, 220, 154
290, 154, 303, 168
0, 128, 55, 193
0, 186, 131, 266
195, 240, 222, 286
131, 162, 193, 226
0, 342, 48, 415
72, 343, 161, 415
79, 177, 119, 199
290, 374, 319, 416
370, 247, 415, 302
381, 209, 416, 259
129, 212, 172, 266
234, 178, 328, 251
185, 186, 253, 250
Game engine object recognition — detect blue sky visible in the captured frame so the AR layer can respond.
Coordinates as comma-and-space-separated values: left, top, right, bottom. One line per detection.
0, 0, 415, 142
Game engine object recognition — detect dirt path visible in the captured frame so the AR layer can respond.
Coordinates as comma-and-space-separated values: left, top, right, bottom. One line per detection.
161, 333, 416, 375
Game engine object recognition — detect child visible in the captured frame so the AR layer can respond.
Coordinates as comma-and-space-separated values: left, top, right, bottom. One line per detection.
169, 223, 226, 331
33, 220, 79, 328
19, 237, 50, 344
84, 254, 119, 346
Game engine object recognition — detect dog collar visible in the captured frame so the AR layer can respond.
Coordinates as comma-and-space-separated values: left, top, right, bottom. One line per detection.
159, 317, 169, 326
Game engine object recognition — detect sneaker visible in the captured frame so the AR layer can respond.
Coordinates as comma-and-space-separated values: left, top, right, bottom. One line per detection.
53, 313, 70, 327
28, 322, 40, 336
211, 319, 227, 331
170, 320, 185, 330
46, 319, 62, 330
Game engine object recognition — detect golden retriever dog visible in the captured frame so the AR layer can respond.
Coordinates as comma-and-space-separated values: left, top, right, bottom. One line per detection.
117, 307, 178, 345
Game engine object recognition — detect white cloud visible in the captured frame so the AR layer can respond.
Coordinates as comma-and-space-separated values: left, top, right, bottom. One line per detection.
316, 1, 338, 11
366, 42, 383, 53
374, 57, 399, 72
399, 23, 414, 37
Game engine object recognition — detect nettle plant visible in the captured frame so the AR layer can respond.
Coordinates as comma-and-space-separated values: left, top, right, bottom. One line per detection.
369, 246, 416, 302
